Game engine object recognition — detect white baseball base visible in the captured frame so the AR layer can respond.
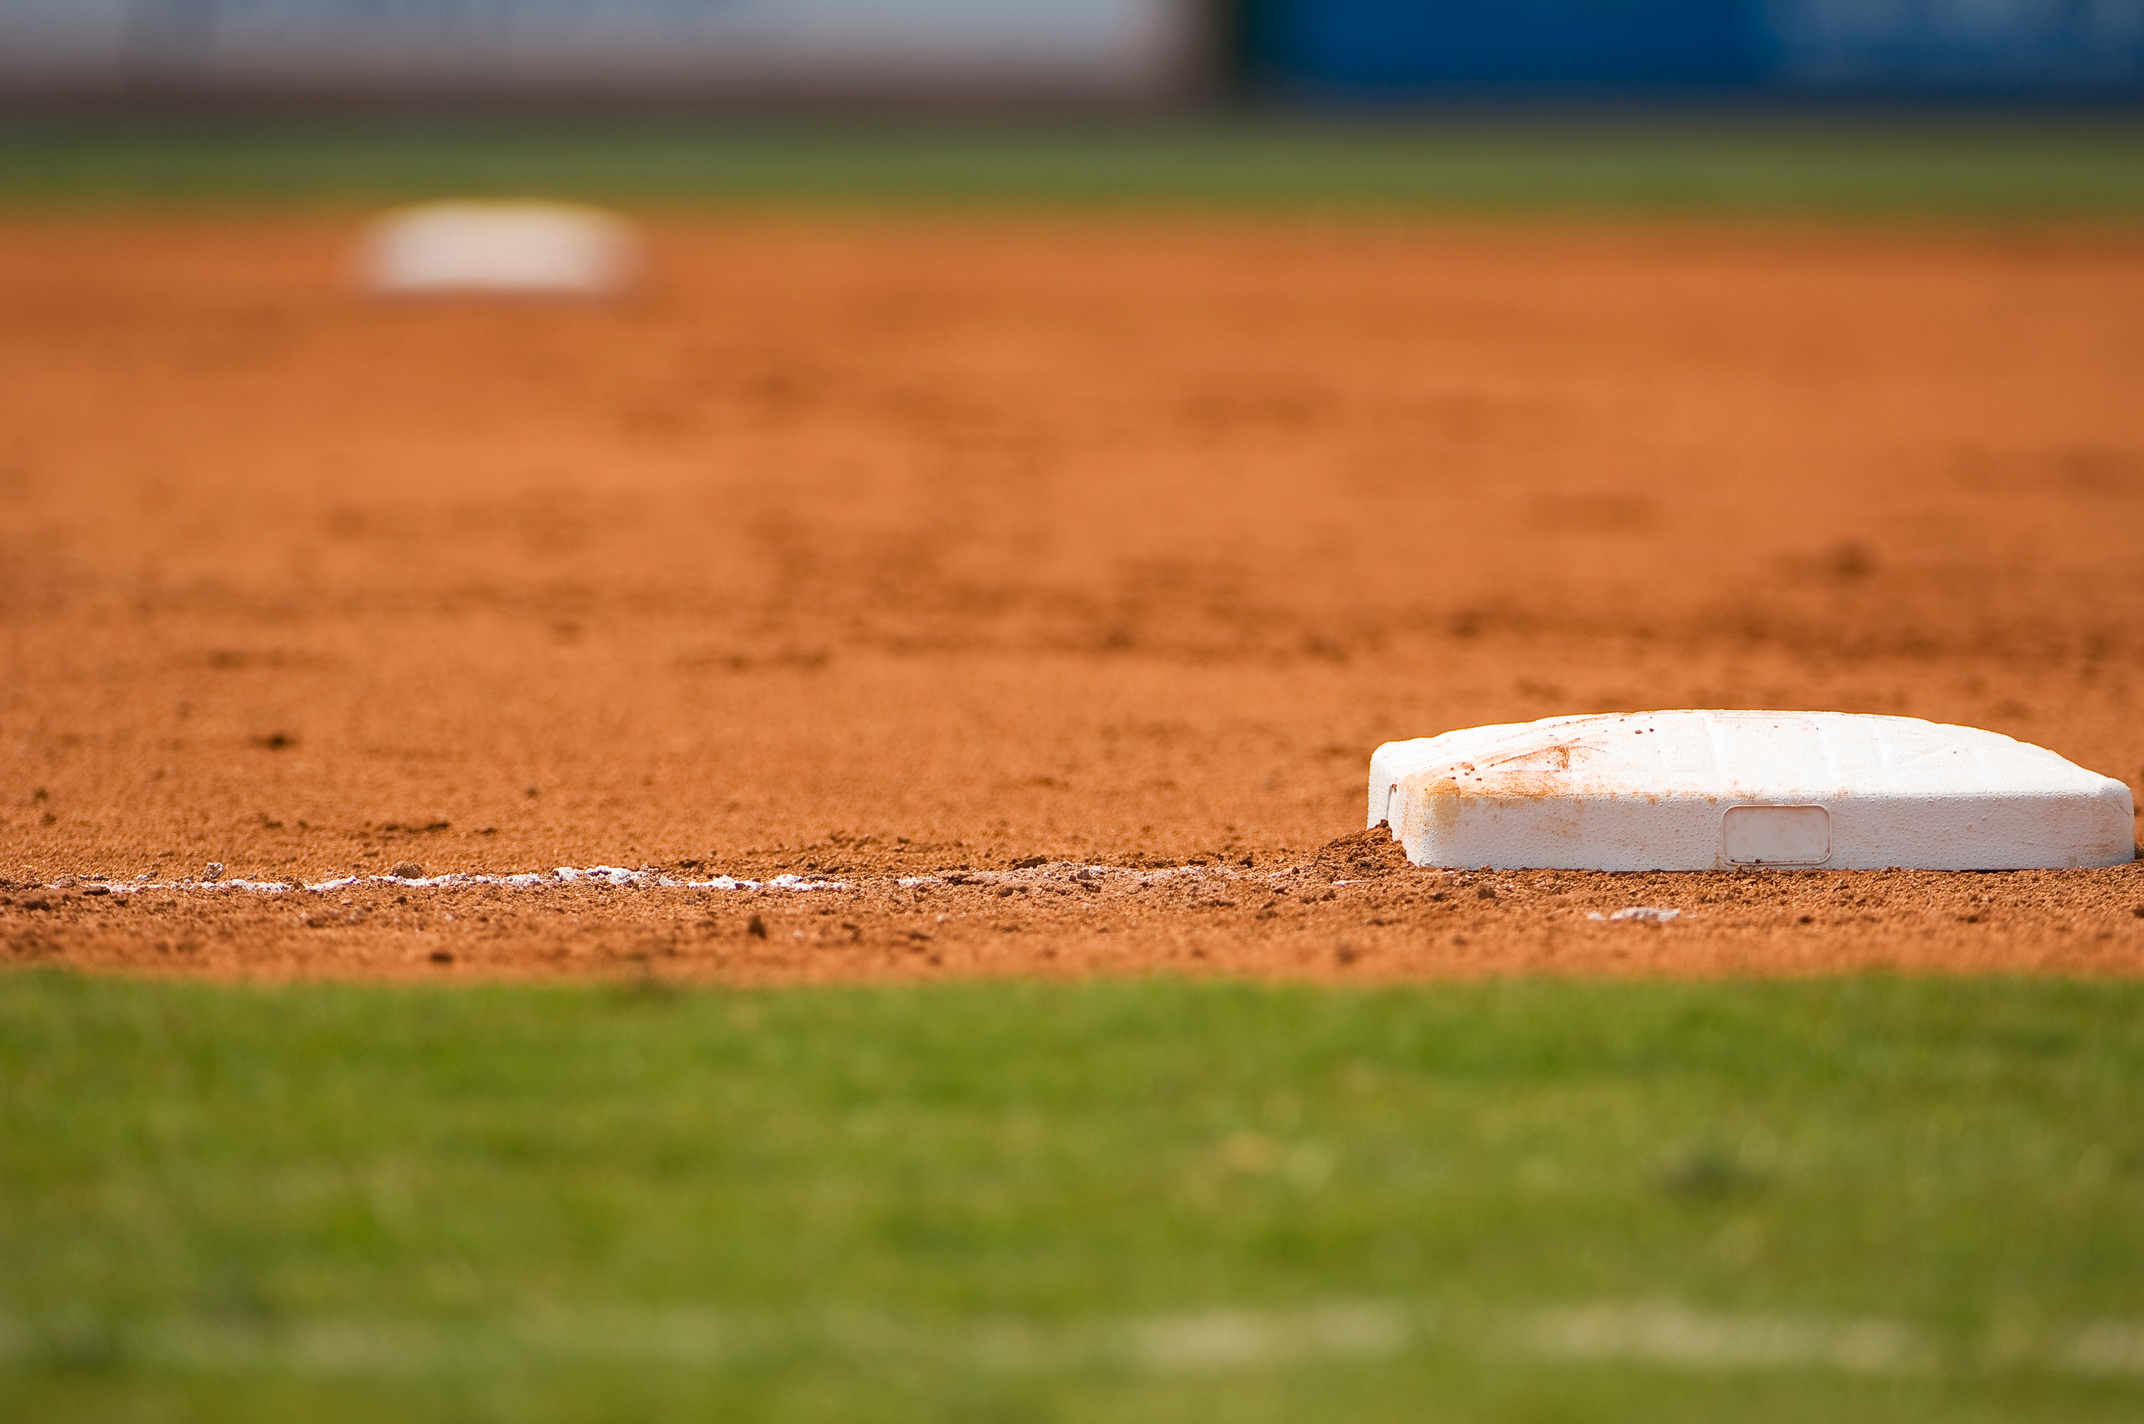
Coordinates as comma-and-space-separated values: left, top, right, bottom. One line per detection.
1370, 712, 2135, 871
356, 202, 641, 298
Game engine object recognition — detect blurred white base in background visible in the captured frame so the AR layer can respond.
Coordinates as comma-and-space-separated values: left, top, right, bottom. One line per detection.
357, 202, 642, 298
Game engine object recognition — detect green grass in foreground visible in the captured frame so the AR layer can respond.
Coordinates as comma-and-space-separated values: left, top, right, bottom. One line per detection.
5, 972, 2144, 1422
2, 116, 2143, 214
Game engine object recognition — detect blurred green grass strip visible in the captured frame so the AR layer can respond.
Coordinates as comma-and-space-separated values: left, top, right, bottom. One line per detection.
2, 117, 2142, 213
5, 971, 2144, 1420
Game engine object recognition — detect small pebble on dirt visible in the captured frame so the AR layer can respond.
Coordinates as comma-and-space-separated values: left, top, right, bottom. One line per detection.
393, 862, 423, 879
202, 863, 223, 882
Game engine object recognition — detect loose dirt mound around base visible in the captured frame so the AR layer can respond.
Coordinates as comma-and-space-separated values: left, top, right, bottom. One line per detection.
2, 214, 2141, 979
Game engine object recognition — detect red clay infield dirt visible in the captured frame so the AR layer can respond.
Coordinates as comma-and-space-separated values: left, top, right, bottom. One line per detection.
2, 212, 2141, 980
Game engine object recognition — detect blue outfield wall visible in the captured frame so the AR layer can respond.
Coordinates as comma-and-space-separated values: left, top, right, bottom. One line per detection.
1240, 0, 2144, 97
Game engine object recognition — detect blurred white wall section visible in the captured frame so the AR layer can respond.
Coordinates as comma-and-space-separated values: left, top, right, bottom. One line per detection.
0, 0, 1208, 103
0, 0, 133, 89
